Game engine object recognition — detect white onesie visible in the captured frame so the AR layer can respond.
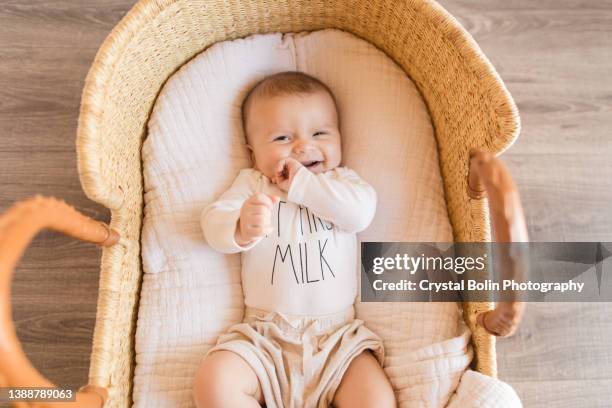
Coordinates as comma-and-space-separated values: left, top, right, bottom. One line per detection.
200, 166, 377, 316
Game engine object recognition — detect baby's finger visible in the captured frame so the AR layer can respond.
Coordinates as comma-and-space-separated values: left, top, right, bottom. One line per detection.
245, 224, 270, 238
267, 194, 280, 205
285, 157, 300, 168
245, 211, 271, 224
274, 159, 286, 175
249, 213, 271, 227
247, 203, 275, 215
247, 208, 269, 218
241, 223, 262, 238
249, 193, 275, 208
248, 192, 270, 202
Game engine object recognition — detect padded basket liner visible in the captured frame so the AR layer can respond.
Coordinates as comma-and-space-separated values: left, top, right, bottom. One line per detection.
135, 29, 459, 407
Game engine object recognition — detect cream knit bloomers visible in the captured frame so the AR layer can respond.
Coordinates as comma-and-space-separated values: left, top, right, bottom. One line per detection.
202, 305, 385, 408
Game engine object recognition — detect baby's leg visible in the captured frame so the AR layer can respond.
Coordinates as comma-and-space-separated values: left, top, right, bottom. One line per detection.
332, 350, 396, 408
192, 350, 264, 408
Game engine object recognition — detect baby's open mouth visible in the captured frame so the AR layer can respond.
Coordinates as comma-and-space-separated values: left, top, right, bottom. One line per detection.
302, 160, 322, 168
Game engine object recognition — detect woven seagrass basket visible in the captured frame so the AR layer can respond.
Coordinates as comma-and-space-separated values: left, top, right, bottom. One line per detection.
0, 0, 521, 406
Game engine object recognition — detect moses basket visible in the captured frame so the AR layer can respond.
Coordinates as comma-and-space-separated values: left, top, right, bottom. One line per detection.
0, 0, 523, 406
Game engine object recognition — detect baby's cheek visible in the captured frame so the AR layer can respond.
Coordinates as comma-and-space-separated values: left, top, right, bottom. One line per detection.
327, 148, 342, 168
267, 162, 282, 180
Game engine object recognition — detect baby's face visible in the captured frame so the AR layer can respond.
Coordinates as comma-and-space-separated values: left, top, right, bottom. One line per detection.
245, 90, 342, 180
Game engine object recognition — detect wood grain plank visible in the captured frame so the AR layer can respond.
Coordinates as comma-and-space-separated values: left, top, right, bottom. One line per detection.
10, 265, 100, 391
510, 379, 612, 408
0, 46, 94, 128
497, 302, 612, 381
10, 239, 105, 274
0, 2, 130, 49
439, 1, 612, 13
502, 154, 612, 241
0, 150, 111, 217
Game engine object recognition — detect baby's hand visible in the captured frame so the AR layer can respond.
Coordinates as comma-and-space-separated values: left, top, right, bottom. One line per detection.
271, 157, 303, 192
235, 193, 280, 246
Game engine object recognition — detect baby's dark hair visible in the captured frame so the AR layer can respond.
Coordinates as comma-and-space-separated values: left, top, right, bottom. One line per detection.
240, 71, 339, 143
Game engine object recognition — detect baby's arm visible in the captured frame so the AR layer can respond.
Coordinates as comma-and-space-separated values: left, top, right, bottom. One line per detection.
200, 171, 260, 254
287, 166, 377, 233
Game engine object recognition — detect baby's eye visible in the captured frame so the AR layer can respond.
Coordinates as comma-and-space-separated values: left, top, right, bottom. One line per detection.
313, 131, 326, 137
274, 135, 289, 142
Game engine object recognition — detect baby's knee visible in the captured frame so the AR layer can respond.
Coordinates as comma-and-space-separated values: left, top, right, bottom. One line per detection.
335, 386, 396, 408
192, 352, 236, 407
360, 377, 396, 408
376, 384, 397, 408
333, 350, 397, 408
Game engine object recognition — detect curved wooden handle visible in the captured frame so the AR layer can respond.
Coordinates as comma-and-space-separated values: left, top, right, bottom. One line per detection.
0, 195, 118, 407
468, 148, 529, 338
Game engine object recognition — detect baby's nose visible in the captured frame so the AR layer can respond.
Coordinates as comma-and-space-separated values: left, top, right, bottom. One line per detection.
293, 142, 311, 154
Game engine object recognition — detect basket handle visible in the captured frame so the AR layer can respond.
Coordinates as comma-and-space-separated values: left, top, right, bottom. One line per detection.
467, 148, 529, 338
0, 195, 118, 407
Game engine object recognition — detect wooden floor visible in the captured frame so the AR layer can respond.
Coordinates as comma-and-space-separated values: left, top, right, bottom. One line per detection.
1, 1, 611, 407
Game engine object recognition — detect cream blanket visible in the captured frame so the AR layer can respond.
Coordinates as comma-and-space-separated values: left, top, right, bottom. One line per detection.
356, 302, 521, 407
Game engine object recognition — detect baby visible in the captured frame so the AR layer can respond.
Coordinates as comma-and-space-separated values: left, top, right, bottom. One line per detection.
193, 71, 396, 408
